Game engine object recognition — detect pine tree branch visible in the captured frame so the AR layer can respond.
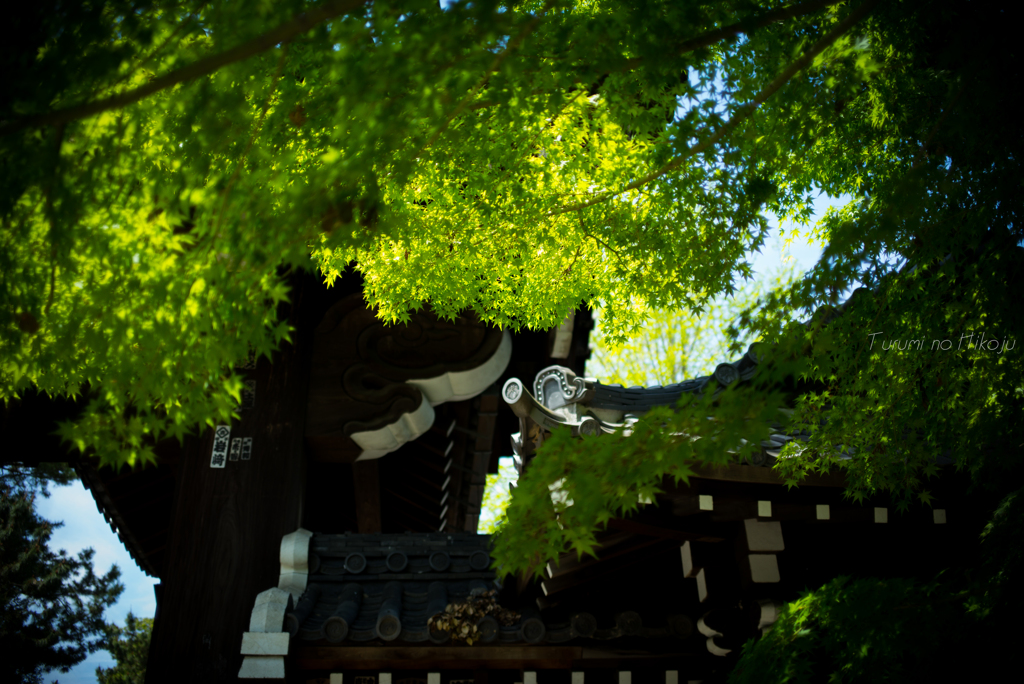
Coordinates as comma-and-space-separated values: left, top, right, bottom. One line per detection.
0, 0, 369, 137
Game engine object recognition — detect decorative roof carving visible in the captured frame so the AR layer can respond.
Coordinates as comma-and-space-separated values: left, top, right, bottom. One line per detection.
503, 344, 765, 466
306, 295, 512, 463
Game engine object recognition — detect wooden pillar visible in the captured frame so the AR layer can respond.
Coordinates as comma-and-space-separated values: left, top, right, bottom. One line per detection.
145, 270, 327, 684
353, 460, 381, 533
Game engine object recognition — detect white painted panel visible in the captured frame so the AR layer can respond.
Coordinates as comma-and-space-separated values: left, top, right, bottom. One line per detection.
248, 601, 287, 634
249, 587, 290, 633
253, 587, 291, 608
619, 672, 632, 684
757, 500, 772, 517
524, 672, 538, 684
699, 495, 713, 511
408, 330, 513, 405
238, 655, 285, 679
278, 571, 307, 603
680, 541, 694, 577
816, 504, 830, 520
331, 675, 344, 684
874, 507, 888, 523
934, 509, 947, 524
241, 632, 289, 656
280, 528, 312, 573
697, 615, 721, 638
744, 519, 784, 552
748, 554, 781, 583
756, 598, 780, 629
352, 394, 436, 460
572, 672, 585, 684
666, 671, 679, 684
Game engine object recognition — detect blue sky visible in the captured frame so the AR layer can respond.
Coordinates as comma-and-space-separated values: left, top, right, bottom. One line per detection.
750, 193, 840, 282
35, 480, 158, 683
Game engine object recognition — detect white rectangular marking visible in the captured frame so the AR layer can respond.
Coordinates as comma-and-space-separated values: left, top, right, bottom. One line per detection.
229, 437, 242, 462
749, 554, 781, 583
525, 672, 538, 684
744, 519, 785, 552
330, 675, 343, 684
699, 494, 714, 511
428, 674, 440, 684
572, 673, 585, 684
696, 567, 708, 602
934, 509, 947, 524
816, 504, 830, 520
665, 672, 678, 684
619, 672, 632, 684
380, 674, 392, 684
874, 507, 888, 523
680, 541, 694, 577
210, 425, 230, 468
758, 500, 772, 517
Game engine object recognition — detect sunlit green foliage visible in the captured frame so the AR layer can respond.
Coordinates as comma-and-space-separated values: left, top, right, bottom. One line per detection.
1, 0, 866, 469
587, 267, 797, 386
478, 457, 516, 534
2, 0, 1022, 583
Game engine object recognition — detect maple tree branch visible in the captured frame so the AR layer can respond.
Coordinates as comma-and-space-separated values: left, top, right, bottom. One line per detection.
216, 44, 289, 228
620, 0, 848, 72
0, 0, 369, 137
549, 0, 883, 217
469, 1, 848, 111
415, 3, 552, 158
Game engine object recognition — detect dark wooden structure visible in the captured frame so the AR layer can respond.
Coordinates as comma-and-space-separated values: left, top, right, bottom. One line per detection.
0, 268, 595, 684
2, 269, 986, 684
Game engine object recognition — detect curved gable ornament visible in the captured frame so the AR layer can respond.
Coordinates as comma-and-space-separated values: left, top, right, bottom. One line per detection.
305, 295, 512, 463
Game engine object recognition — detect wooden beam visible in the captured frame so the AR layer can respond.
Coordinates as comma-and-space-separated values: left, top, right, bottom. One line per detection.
545, 531, 635, 579
353, 460, 382, 533
671, 496, 906, 524
295, 646, 583, 670
606, 518, 724, 543
541, 538, 674, 597
690, 463, 846, 488
382, 486, 443, 519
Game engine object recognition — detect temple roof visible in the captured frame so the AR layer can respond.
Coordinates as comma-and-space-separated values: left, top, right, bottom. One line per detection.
289, 532, 501, 643
286, 531, 694, 648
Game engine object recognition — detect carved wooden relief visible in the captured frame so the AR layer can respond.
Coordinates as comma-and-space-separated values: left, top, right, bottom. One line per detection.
305, 294, 509, 463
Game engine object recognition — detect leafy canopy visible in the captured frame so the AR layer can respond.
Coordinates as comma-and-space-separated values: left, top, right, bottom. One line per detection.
2, 0, 862, 467
2, 0, 1022, 579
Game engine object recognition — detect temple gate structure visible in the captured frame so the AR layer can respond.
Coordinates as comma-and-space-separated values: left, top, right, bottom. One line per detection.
2, 270, 981, 684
